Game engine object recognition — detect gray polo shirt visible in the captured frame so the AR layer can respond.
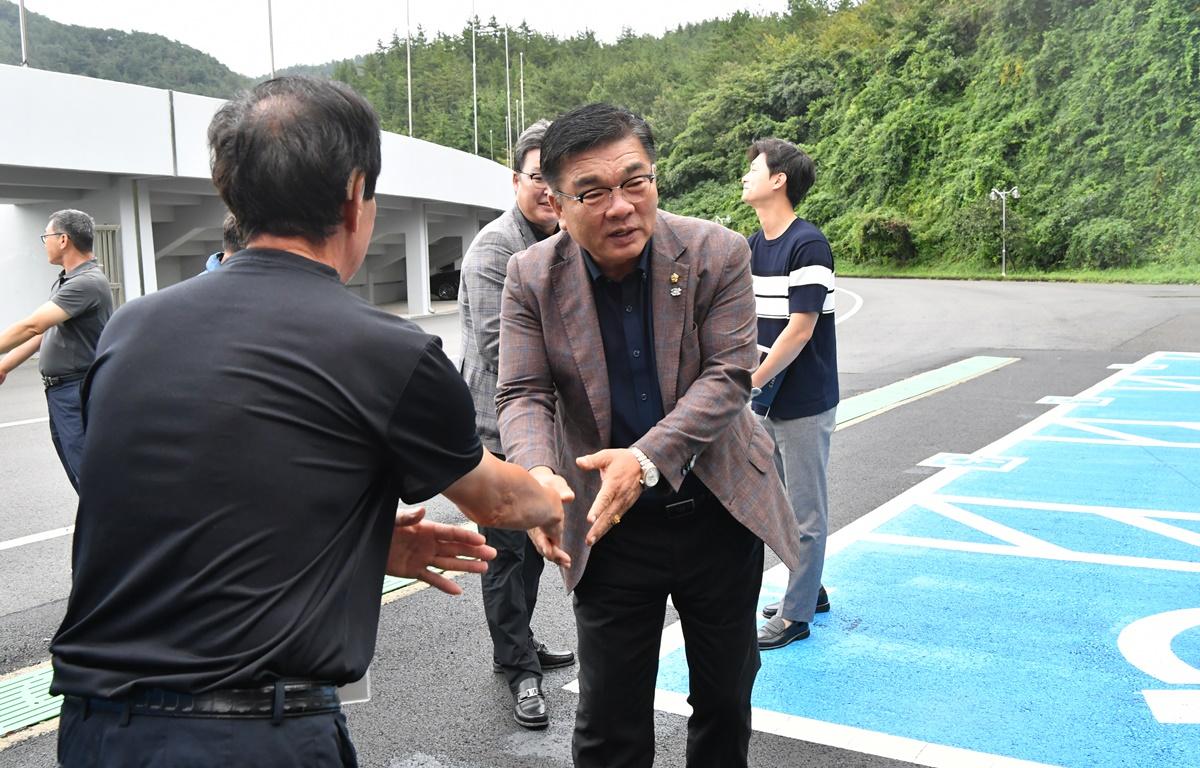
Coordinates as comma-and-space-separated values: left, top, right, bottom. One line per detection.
39, 260, 114, 378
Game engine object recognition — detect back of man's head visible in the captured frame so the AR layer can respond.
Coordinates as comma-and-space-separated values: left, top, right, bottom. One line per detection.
208, 76, 382, 244
540, 104, 655, 189
48, 209, 95, 253
747, 138, 816, 207
513, 119, 551, 173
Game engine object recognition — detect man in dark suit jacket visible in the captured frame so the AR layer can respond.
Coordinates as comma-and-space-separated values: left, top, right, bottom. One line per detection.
496, 103, 802, 768
458, 119, 575, 730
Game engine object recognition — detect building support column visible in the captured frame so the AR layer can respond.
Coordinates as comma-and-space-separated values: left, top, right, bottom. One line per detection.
116, 178, 157, 298
401, 204, 431, 316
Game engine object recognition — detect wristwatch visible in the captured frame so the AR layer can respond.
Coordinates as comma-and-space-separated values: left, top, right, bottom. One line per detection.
629, 447, 660, 488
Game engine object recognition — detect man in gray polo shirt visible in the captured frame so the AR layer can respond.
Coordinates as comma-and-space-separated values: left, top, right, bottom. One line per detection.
0, 209, 113, 491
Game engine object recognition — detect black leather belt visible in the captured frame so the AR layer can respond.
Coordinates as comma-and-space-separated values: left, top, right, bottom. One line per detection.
42, 372, 86, 389
69, 681, 340, 723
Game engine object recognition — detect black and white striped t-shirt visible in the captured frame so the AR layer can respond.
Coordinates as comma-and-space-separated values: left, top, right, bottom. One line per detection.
749, 217, 839, 419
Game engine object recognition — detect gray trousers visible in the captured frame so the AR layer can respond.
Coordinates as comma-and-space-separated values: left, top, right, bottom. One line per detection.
762, 405, 836, 623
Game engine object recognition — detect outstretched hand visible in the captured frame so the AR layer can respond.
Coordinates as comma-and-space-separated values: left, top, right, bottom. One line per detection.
528, 467, 574, 568
386, 507, 496, 595
576, 449, 643, 546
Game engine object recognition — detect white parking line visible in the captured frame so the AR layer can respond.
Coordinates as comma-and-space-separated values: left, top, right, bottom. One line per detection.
0, 526, 74, 553
0, 417, 49, 430
835, 286, 863, 325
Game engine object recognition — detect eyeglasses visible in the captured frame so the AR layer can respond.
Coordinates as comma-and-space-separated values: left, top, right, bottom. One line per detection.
518, 171, 547, 187
554, 174, 656, 210
40, 232, 66, 243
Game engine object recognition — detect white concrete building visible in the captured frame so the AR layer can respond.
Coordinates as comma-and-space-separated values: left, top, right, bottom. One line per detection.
0, 64, 509, 335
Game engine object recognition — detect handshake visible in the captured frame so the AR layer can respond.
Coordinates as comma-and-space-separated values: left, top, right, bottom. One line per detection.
386, 446, 652, 593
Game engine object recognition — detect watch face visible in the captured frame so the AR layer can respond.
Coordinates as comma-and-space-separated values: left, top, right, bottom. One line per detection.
644, 466, 660, 487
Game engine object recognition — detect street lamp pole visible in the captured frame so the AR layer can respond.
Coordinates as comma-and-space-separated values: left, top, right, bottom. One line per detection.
989, 185, 1020, 277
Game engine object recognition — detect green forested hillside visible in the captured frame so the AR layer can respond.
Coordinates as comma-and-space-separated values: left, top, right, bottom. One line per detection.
336, 0, 1199, 276
4, 0, 1195, 275
0, 1, 249, 97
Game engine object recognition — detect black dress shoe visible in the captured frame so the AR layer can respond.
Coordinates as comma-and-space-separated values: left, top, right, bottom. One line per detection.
533, 637, 575, 670
493, 636, 576, 673
758, 616, 810, 650
762, 586, 830, 619
512, 678, 549, 729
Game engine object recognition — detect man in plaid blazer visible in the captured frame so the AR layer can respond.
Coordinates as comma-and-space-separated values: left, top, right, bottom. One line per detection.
458, 120, 576, 730
496, 104, 802, 768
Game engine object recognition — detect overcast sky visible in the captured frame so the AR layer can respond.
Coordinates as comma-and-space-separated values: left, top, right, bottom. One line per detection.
22, 1, 789, 77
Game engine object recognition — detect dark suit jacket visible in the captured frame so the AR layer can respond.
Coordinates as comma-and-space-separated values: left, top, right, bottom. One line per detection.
497, 210, 802, 591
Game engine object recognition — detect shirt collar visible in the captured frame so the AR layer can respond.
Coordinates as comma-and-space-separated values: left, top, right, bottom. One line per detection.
582, 240, 652, 284
59, 259, 99, 282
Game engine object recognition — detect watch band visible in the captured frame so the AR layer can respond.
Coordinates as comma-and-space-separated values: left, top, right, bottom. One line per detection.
629, 447, 659, 487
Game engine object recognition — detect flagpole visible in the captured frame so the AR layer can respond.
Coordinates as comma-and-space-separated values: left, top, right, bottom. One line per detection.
406, 0, 413, 136
504, 27, 512, 163
519, 51, 525, 131
267, 0, 276, 78
18, 0, 29, 66
471, 3, 478, 155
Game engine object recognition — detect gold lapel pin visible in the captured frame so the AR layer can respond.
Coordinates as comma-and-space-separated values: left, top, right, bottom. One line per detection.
670, 272, 680, 284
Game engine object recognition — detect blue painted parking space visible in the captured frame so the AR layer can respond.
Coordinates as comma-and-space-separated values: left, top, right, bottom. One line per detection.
653, 351, 1200, 767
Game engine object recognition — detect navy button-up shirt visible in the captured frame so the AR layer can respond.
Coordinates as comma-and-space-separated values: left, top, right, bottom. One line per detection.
583, 243, 664, 451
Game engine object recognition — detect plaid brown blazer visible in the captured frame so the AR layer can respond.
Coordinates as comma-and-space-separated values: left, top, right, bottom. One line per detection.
497, 210, 802, 591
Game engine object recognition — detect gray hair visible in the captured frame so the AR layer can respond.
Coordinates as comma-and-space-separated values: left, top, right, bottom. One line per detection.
48, 209, 95, 253
513, 119, 551, 173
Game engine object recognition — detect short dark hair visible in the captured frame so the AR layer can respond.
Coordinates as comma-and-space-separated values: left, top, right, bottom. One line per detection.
540, 104, 655, 189
747, 138, 816, 207
208, 76, 382, 243
513, 119, 551, 173
48, 209, 95, 253
221, 212, 243, 254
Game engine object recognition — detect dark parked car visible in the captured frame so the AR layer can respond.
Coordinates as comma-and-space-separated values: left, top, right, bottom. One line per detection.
430, 268, 461, 301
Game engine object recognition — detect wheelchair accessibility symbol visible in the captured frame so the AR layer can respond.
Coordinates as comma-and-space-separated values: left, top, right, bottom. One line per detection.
1118, 608, 1200, 724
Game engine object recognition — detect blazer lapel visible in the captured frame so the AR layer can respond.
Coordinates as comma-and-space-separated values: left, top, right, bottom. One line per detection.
650, 214, 688, 414
551, 240, 612, 447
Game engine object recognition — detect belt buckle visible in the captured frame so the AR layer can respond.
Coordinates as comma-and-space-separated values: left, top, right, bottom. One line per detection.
42, 375, 59, 389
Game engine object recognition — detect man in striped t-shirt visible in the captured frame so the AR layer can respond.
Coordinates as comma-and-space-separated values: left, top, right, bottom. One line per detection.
741, 138, 839, 650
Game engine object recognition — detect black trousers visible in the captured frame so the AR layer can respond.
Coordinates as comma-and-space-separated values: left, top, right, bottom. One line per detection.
480, 522, 546, 690
57, 696, 357, 767
572, 495, 764, 768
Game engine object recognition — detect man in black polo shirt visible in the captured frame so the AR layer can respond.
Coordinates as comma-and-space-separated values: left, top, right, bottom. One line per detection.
0, 209, 113, 491
49, 76, 570, 768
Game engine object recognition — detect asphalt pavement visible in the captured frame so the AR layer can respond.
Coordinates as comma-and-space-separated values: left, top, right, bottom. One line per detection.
1, 277, 1197, 767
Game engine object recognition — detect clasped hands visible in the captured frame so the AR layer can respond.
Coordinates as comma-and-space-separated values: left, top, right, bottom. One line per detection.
532, 448, 644, 551
389, 450, 643, 593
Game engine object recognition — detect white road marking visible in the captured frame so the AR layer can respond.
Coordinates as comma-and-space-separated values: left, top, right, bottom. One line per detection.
0, 526, 74, 553
834, 286, 863, 325
0, 417, 48, 431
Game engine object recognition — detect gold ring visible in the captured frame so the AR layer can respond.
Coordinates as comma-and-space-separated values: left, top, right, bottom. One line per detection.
612, 514, 622, 525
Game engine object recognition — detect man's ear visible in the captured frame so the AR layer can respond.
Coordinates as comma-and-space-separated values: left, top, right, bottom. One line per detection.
773, 172, 788, 192
512, 172, 521, 193
548, 191, 565, 219
344, 171, 367, 233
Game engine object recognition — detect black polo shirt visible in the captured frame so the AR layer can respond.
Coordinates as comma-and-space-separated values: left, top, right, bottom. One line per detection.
50, 249, 483, 698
